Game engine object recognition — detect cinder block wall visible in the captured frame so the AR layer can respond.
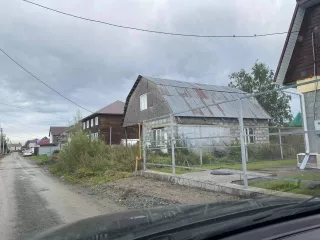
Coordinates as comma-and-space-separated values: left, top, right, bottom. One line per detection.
304, 91, 320, 153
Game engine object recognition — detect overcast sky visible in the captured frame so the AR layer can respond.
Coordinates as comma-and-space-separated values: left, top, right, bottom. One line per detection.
0, 0, 299, 143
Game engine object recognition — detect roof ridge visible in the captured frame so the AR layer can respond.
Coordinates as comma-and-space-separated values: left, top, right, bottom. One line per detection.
142, 75, 244, 93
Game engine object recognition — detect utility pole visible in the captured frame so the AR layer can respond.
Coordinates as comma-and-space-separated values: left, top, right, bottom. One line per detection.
0, 123, 2, 154
2, 128, 4, 154
0, 126, 3, 155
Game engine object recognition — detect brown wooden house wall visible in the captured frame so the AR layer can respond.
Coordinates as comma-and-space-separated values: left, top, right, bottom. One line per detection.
285, 3, 320, 83
84, 114, 138, 145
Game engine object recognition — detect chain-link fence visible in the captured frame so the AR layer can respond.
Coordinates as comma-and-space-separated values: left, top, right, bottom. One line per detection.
139, 78, 320, 195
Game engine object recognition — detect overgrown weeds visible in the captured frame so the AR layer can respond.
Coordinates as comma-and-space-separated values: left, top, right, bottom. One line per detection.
46, 130, 137, 184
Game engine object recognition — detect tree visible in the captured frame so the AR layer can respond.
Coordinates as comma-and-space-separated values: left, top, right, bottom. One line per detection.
68, 110, 83, 134
228, 62, 292, 125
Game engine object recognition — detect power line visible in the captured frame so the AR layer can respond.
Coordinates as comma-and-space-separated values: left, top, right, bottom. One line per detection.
1, 122, 38, 138
0, 102, 65, 117
0, 47, 93, 113
22, 0, 297, 38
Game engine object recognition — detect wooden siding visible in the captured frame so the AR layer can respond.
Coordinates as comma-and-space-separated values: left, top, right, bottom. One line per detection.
123, 77, 172, 127
84, 114, 138, 145
285, 3, 320, 83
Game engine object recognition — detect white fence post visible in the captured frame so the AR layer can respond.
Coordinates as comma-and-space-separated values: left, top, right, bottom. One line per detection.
170, 115, 176, 175
199, 126, 203, 165
279, 128, 284, 159
142, 121, 146, 171
238, 99, 248, 188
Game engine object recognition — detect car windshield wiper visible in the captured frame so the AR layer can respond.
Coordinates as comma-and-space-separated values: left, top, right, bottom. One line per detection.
131, 199, 320, 240
128, 202, 297, 240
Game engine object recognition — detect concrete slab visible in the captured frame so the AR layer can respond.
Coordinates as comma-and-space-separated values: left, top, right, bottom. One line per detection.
181, 169, 273, 184
138, 170, 311, 200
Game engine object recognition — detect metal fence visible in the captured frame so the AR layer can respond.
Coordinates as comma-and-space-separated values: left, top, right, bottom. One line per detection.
140, 78, 320, 191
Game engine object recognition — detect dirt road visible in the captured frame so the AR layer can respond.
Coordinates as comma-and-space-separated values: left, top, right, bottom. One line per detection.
0, 153, 123, 240
0, 152, 240, 239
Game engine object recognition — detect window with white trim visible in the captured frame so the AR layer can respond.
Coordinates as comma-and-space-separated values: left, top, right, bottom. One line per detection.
95, 116, 98, 126
86, 120, 89, 128
244, 127, 255, 144
140, 94, 147, 111
83, 122, 85, 130
152, 128, 165, 146
91, 118, 94, 127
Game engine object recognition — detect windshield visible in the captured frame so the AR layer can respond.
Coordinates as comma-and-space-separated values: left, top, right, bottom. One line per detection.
1, 0, 320, 240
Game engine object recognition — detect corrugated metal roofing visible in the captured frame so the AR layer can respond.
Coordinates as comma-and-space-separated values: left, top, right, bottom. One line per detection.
82, 100, 124, 121
143, 76, 271, 119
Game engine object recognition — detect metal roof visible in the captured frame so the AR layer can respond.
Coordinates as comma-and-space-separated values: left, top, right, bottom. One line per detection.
95, 100, 124, 115
82, 100, 124, 121
143, 76, 271, 119
49, 126, 68, 136
274, 0, 320, 84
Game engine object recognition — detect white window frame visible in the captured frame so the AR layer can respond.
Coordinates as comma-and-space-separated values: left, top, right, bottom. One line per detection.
244, 127, 255, 144
83, 122, 85, 130
91, 118, 94, 127
140, 93, 147, 111
86, 120, 89, 128
152, 128, 165, 146
95, 116, 98, 126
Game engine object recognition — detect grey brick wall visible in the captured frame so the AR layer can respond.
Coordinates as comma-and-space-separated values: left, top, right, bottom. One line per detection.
304, 91, 320, 153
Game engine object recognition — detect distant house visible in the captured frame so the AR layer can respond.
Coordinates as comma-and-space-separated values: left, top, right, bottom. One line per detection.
274, 0, 320, 154
49, 126, 68, 145
123, 76, 271, 150
82, 100, 138, 145
9, 143, 22, 151
38, 137, 59, 155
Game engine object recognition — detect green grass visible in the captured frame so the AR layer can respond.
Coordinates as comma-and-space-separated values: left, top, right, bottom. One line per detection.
287, 172, 320, 181
29, 155, 52, 165
201, 159, 296, 170
150, 167, 200, 174
250, 179, 320, 196
49, 165, 132, 184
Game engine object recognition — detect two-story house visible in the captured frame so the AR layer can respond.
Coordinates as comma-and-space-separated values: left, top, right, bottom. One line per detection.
49, 126, 68, 145
274, 0, 320, 168
82, 100, 138, 145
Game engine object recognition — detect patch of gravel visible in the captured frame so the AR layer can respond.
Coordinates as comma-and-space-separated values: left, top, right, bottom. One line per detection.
84, 176, 240, 209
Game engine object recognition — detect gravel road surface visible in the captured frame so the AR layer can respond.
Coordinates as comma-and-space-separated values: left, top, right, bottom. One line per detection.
0, 153, 123, 240
0, 153, 240, 239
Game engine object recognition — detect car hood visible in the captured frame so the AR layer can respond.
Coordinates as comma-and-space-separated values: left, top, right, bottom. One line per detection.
29, 196, 303, 240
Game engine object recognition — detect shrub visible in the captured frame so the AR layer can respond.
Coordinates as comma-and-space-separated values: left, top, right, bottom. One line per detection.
51, 131, 137, 176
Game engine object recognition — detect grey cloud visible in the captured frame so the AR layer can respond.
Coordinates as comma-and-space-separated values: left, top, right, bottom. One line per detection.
0, 0, 297, 142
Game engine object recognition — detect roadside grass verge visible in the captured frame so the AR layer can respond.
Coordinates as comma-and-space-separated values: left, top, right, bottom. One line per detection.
29, 154, 53, 165
150, 167, 200, 175
201, 159, 297, 170
148, 159, 296, 173
43, 131, 138, 185
250, 179, 320, 196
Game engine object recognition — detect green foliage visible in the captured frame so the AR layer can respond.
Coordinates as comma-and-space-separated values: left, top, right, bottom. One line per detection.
49, 130, 137, 182
203, 159, 296, 170
228, 61, 292, 125
30, 154, 54, 165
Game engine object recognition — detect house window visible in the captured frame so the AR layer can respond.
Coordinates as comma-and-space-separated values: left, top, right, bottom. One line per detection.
83, 122, 85, 130
95, 116, 98, 126
140, 94, 147, 111
152, 128, 165, 146
86, 120, 89, 128
244, 127, 255, 144
91, 118, 94, 127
